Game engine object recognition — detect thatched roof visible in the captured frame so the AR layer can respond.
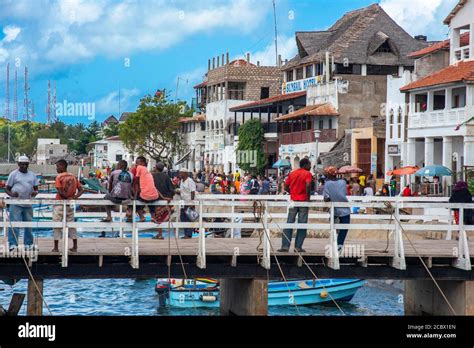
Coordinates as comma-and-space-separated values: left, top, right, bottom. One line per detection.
284, 4, 428, 70
319, 133, 352, 168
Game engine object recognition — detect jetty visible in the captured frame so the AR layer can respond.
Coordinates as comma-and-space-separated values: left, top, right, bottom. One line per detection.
0, 194, 473, 316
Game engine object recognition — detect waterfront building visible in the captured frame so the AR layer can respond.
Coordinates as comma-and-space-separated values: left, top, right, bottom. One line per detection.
175, 114, 206, 172
397, 0, 474, 185
193, 53, 281, 173
89, 136, 131, 168
35, 138, 68, 165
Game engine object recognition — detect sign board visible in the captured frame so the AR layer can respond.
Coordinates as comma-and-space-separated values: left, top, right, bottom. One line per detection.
387, 144, 400, 155
282, 76, 323, 94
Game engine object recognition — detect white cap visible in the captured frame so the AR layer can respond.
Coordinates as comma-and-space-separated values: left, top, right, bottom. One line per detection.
17, 155, 30, 163
179, 167, 190, 173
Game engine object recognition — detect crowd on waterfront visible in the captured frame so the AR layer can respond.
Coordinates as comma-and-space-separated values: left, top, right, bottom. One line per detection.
1, 155, 473, 254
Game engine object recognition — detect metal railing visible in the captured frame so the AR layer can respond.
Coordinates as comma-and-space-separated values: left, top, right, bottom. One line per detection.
0, 193, 472, 272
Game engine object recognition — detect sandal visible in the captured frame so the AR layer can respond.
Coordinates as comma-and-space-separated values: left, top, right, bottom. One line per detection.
152, 235, 164, 240
101, 218, 112, 222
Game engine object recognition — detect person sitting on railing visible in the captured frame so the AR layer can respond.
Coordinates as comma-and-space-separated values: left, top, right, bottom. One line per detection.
102, 160, 134, 223
176, 168, 196, 239
401, 185, 412, 197
323, 166, 351, 252
278, 158, 313, 253
449, 181, 473, 226
133, 156, 159, 222
152, 161, 176, 239
52, 159, 84, 253
5, 155, 39, 251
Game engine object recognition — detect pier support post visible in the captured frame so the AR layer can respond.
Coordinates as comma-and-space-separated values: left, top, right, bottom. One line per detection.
27, 278, 43, 316
220, 278, 268, 316
405, 280, 474, 315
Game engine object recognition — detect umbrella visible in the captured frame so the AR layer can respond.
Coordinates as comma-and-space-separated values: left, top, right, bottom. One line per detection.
272, 158, 291, 169
338, 165, 363, 174
387, 166, 419, 176
415, 165, 453, 177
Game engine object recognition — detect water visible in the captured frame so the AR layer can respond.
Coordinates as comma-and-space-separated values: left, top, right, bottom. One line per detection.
0, 228, 404, 316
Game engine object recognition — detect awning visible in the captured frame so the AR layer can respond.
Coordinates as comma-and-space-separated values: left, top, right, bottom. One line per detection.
274, 103, 339, 121
175, 149, 193, 166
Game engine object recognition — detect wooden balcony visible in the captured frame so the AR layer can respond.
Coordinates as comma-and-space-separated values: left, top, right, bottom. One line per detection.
280, 129, 336, 145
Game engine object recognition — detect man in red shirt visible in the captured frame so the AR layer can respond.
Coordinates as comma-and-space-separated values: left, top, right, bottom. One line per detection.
278, 158, 312, 253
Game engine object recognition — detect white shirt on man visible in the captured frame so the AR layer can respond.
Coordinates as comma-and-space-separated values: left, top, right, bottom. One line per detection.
180, 177, 196, 201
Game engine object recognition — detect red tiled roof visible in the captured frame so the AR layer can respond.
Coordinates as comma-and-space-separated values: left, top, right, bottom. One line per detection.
179, 114, 206, 123
400, 60, 474, 91
408, 32, 469, 58
229, 91, 307, 111
194, 81, 207, 89
444, 0, 468, 24
274, 103, 339, 121
229, 59, 256, 67
106, 136, 121, 141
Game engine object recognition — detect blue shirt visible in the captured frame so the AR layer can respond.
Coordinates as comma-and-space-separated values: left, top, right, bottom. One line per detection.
323, 179, 350, 217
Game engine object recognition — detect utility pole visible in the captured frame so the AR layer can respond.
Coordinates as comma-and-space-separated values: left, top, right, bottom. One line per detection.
175, 77, 188, 101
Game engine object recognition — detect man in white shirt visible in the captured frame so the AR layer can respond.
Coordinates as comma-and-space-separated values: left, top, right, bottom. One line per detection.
178, 168, 196, 238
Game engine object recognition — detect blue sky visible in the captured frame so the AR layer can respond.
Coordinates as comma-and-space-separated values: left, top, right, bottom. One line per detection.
0, 0, 458, 124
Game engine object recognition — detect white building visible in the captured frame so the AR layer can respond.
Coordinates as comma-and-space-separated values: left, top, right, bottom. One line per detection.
398, 0, 474, 181
36, 138, 68, 165
90, 136, 131, 168
175, 114, 206, 172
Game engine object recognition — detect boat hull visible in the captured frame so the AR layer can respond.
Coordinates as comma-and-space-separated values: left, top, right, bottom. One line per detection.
165, 279, 365, 308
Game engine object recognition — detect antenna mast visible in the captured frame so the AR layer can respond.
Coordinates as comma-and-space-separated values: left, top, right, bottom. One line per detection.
46, 80, 51, 124
13, 68, 18, 121
5, 63, 10, 120
23, 67, 29, 120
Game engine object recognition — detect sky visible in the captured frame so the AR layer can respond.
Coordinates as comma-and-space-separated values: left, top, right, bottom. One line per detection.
0, 0, 459, 125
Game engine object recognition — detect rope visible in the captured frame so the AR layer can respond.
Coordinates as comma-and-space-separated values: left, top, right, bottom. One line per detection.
386, 201, 457, 315
254, 200, 346, 315
2, 200, 54, 315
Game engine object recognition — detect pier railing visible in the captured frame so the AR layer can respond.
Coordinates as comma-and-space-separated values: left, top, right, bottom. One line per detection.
0, 193, 473, 272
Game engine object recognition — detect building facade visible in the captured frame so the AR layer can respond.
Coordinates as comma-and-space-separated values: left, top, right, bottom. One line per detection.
175, 114, 206, 172
90, 136, 131, 168
36, 138, 68, 165
398, 0, 474, 184
194, 53, 282, 173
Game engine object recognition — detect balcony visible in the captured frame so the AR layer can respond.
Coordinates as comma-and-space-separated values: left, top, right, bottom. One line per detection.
409, 107, 468, 128
280, 129, 336, 145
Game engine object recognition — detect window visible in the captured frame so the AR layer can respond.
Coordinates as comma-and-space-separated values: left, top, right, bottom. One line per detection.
319, 120, 324, 129
389, 125, 393, 138
329, 119, 333, 129
296, 67, 304, 80
452, 87, 466, 108
375, 41, 392, 53
415, 94, 428, 112
286, 70, 293, 82
260, 87, 270, 99
366, 65, 398, 76
49, 149, 53, 154
201, 122, 205, 131
433, 90, 446, 110
305, 65, 313, 78
116, 154, 123, 161
389, 109, 394, 124
315, 63, 323, 76
334, 64, 361, 75
397, 107, 402, 124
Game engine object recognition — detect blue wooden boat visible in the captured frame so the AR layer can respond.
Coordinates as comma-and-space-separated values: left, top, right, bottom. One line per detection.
155, 278, 365, 308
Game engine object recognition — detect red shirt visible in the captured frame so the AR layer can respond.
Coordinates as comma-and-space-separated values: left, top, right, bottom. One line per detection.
402, 187, 412, 197
285, 168, 312, 201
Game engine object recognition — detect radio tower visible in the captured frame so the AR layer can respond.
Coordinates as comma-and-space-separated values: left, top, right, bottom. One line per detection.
13, 69, 18, 121
52, 81, 57, 122
23, 67, 29, 120
4, 63, 10, 120
30, 101, 35, 121
46, 80, 51, 124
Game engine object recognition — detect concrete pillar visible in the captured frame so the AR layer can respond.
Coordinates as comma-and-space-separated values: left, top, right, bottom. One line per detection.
405, 280, 474, 315
220, 278, 268, 316
406, 138, 416, 167
27, 278, 43, 316
442, 136, 453, 169
450, 28, 460, 65
424, 137, 435, 166
464, 136, 474, 166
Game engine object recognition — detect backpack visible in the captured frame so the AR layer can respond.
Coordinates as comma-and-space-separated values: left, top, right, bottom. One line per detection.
58, 173, 78, 199
118, 170, 132, 183
249, 179, 260, 194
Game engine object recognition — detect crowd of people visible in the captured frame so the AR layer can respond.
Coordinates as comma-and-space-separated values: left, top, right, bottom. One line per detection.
2, 155, 472, 255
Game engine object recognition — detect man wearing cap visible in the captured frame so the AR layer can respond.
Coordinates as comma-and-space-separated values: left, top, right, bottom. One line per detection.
177, 168, 196, 239
323, 166, 351, 251
5, 155, 39, 250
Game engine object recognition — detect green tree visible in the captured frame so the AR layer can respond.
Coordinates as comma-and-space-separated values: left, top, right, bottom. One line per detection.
236, 118, 267, 175
102, 122, 120, 138
119, 94, 193, 166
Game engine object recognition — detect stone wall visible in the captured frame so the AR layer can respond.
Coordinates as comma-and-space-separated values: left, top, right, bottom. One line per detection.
414, 51, 449, 80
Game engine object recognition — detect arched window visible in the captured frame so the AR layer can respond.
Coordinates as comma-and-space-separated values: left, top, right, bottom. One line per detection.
389, 109, 394, 124
397, 106, 402, 124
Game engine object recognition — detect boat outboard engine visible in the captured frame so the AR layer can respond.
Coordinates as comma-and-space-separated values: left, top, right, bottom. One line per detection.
155, 280, 171, 307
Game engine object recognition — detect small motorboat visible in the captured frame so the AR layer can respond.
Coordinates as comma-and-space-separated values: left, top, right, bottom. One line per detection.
155, 278, 365, 308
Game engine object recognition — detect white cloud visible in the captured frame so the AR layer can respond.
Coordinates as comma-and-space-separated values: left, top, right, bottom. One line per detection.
3, 25, 21, 42
251, 35, 297, 66
0, 0, 270, 77
95, 88, 141, 115
380, 0, 458, 40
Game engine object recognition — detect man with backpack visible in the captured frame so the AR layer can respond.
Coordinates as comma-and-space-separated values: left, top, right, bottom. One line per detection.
249, 175, 260, 195
102, 160, 134, 223
52, 159, 84, 253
